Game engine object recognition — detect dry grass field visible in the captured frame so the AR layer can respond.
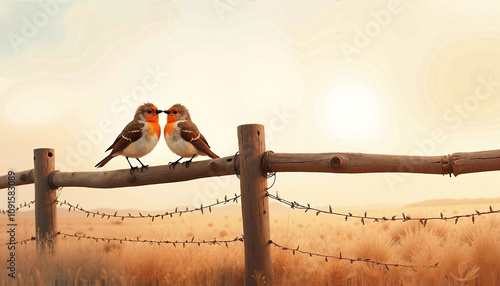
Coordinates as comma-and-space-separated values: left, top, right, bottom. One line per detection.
1, 200, 500, 285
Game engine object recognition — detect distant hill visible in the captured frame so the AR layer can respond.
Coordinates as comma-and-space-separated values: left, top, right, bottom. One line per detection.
405, 197, 500, 208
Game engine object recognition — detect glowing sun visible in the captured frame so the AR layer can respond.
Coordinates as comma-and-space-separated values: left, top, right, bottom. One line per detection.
318, 81, 383, 142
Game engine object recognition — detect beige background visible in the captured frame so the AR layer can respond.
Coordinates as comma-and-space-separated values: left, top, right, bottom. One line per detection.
2, 1, 500, 211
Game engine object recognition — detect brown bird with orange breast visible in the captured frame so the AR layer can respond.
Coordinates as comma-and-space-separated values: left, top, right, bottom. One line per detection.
95, 103, 162, 173
163, 104, 219, 168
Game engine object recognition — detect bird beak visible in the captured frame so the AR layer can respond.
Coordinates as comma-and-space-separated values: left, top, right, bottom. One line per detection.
155, 110, 163, 114
164, 110, 170, 115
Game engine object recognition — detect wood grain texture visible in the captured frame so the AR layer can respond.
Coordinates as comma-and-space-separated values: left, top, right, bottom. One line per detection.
263, 151, 500, 176
34, 148, 58, 252
0, 169, 34, 188
452, 149, 500, 176
51, 155, 237, 189
264, 153, 446, 174
237, 124, 271, 286
2, 150, 500, 190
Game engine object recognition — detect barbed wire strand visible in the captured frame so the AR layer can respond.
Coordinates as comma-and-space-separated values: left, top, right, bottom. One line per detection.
7, 192, 498, 225
1, 187, 62, 215
4, 232, 244, 248
265, 173, 277, 191
3, 189, 498, 271
55, 193, 241, 221
268, 240, 438, 271
1, 200, 36, 214
3, 235, 439, 270
59, 232, 244, 247
3, 236, 37, 245
266, 191, 500, 226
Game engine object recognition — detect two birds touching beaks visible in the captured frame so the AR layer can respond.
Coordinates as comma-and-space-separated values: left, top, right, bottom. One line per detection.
95, 103, 219, 174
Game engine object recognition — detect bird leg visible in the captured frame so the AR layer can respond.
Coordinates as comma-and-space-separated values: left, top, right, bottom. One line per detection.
182, 154, 196, 168
168, 157, 183, 169
126, 157, 139, 174
136, 158, 149, 172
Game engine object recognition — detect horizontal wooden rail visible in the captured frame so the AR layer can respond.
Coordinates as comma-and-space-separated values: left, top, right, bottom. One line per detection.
0, 169, 35, 188
0, 156, 238, 190
2, 149, 500, 190
451, 150, 500, 176
264, 153, 445, 174
262, 149, 500, 176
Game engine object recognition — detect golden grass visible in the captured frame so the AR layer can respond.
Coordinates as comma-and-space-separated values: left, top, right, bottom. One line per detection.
1, 203, 500, 285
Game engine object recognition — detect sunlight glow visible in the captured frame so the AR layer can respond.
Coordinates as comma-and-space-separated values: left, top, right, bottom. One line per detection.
319, 81, 383, 142
6, 97, 58, 126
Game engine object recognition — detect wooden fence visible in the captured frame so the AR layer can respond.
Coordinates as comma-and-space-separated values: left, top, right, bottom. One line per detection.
2, 124, 500, 285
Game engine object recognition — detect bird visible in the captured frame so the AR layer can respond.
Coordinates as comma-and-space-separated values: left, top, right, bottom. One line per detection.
95, 103, 162, 174
163, 104, 219, 168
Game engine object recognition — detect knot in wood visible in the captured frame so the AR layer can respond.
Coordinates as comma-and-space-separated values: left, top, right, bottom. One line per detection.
210, 161, 218, 170
330, 156, 343, 168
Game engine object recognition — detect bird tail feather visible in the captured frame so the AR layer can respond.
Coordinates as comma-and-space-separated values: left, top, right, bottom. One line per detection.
95, 155, 114, 168
208, 150, 219, 159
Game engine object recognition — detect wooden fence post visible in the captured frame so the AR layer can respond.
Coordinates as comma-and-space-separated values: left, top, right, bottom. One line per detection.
34, 148, 58, 252
237, 124, 272, 286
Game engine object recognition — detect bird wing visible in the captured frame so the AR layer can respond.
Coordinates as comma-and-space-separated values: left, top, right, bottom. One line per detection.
106, 121, 144, 156
197, 133, 219, 158
178, 120, 201, 142
178, 121, 219, 158
199, 133, 211, 148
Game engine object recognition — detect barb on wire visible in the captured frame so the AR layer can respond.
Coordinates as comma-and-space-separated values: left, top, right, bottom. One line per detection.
58, 232, 244, 247
56, 187, 64, 200
1, 200, 36, 215
55, 193, 241, 221
269, 240, 439, 270
3, 236, 37, 246
266, 192, 500, 225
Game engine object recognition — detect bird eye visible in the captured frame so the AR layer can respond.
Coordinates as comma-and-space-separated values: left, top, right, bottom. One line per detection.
146, 109, 153, 114
173, 110, 179, 115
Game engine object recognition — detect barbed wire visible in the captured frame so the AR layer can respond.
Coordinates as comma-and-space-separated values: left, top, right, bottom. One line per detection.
54, 193, 240, 221
265, 173, 277, 190
3, 232, 244, 248
268, 239, 438, 270
1, 235, 440, 270
0, 200, 36, 214
3, 236, 37, 245
266, 191, 500, 226
58, 232, 244, 247
0, 187, 62, 215
4, 190, 497, 272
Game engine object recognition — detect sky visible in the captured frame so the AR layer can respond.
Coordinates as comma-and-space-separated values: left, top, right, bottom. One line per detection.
2, 1, 500, 212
